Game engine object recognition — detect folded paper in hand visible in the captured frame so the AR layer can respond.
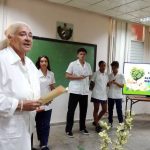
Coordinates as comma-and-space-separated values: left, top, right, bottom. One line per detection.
38, 85, 67, 105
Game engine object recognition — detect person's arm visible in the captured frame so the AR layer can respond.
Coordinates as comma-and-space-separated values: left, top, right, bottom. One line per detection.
107, 80, 113, 87
0, 87, 41, 116
107, 79, 124, 88
89, 71, 95, 88
50, 72, 55, 90
50, 84, 55, 90
114, 74, 125, 88
88, 63, 93, 80
113, 74, 125, 88
113, 80, 124, 88
107, 74, 113, 87
16, 100, 41, 111
43, 72, 56, 106
106, 74, 110, 87
0, 60, 41, 117
110, 74, 125, 88
0, 93, 18, 117
0, 62, 18, 117
65, 72, 86, 80
65, 62, 86, 80
89, 75, 92, 80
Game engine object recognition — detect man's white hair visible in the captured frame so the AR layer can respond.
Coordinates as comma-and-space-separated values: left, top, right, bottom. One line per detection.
0, 22, 31, 50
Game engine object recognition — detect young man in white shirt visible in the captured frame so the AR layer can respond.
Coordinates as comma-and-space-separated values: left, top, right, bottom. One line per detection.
90, 61, 108, 133
108, 61, 125, 126
65, 48, 92, 137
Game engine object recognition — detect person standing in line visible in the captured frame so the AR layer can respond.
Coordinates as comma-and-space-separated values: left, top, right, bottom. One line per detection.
35, 56, 55, 150
0, 22, 41, 150
65, 48, 92, 137
90, 61, 108, 133
107, 61, 125, 127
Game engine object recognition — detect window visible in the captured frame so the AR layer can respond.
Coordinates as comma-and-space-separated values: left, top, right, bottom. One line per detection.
128, 40, 144, 63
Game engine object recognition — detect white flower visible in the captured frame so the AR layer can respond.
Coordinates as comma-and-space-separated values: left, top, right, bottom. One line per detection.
99, 110, 134, 150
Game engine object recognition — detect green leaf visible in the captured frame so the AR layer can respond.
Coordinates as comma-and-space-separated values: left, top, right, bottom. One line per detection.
130, 67, 145, 81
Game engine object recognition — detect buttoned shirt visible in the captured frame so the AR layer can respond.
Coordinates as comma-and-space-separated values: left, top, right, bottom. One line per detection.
66, 59, 92, 95
108, 73, 125, 99
0, 47, 40, 150
38, 69, 55, 110
91, 71, 108, 100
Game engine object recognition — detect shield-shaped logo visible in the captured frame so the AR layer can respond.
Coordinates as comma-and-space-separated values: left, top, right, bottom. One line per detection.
56, 22, 73, 40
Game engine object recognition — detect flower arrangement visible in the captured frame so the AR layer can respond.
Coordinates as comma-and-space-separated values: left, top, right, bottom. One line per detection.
99, 111, 134, 150
99, 122, 112, 150
77, 111, 134, 150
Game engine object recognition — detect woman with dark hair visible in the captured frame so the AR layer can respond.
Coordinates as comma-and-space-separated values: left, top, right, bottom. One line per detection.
90, 61, 108, 133
35, 56, 55, 150
36, 56, 51, 71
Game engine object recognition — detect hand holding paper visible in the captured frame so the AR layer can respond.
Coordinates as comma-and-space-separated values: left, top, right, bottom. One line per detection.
38, 85, 67, 105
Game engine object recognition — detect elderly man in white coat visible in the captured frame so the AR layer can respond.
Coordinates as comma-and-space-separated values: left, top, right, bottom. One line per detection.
0, 22, 41, 150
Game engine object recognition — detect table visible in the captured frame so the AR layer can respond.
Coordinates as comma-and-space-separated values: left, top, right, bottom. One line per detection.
125, 95, 150, 115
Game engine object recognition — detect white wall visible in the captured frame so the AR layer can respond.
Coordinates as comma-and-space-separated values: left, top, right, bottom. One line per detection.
2, 0, 109, 123
1, 0, 149, 123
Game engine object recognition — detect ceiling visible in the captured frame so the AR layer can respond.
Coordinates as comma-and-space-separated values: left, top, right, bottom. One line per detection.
47, 0, 150, 26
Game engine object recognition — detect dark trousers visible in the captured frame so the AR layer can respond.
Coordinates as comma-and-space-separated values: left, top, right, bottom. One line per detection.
65, 93, 88, 132
35, 109, 52, 146
108, 98, 123, 123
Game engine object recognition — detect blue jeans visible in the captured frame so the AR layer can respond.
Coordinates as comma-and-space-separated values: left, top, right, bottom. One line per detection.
108, 98, 123, 123
35, 109, 52, 146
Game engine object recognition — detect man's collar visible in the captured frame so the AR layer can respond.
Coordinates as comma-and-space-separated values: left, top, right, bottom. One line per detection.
77, 59, 86, 65
7, 47, 21, 65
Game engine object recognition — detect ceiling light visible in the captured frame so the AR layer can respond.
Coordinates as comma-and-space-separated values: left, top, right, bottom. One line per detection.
140, 17, 150, 22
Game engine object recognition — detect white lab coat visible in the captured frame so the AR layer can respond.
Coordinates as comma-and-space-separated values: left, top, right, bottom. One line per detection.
0, 47, 40, 150
91, 71, 108, 100
38, 69, 55, 111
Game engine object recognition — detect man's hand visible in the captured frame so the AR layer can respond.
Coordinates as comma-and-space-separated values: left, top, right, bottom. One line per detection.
17, 100, 42, 111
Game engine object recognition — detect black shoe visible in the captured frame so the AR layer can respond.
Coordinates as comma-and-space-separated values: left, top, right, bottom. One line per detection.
66, 131, 74, 138
80, 129, 89, 135
92, 121, 96, 126
32, 148, 38, 150
41, 146, 49, 150
109, 123, 113, 127
95, 125, 102, 133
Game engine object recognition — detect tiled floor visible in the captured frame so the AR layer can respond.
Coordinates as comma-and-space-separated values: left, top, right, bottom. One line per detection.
33, 114, 150, 150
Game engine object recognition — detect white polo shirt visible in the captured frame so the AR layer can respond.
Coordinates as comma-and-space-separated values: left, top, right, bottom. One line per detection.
91, 71, 108, 100
38, 69, 55, 110
66, 59, 92, 95
108, 73, 125, 99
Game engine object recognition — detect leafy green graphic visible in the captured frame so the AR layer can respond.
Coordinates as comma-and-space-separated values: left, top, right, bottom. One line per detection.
130, 67, 145, 81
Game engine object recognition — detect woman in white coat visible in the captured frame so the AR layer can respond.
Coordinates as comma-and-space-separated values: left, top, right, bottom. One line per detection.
35, 56, 55, 150
0, 22, 41, 150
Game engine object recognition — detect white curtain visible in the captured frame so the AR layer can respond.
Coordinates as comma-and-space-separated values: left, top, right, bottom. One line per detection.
0, 0, 7, 40
107, 18, 116, 73
114, 21, 127, 73
144, 26, 150, 63
107, 19, 129, 73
